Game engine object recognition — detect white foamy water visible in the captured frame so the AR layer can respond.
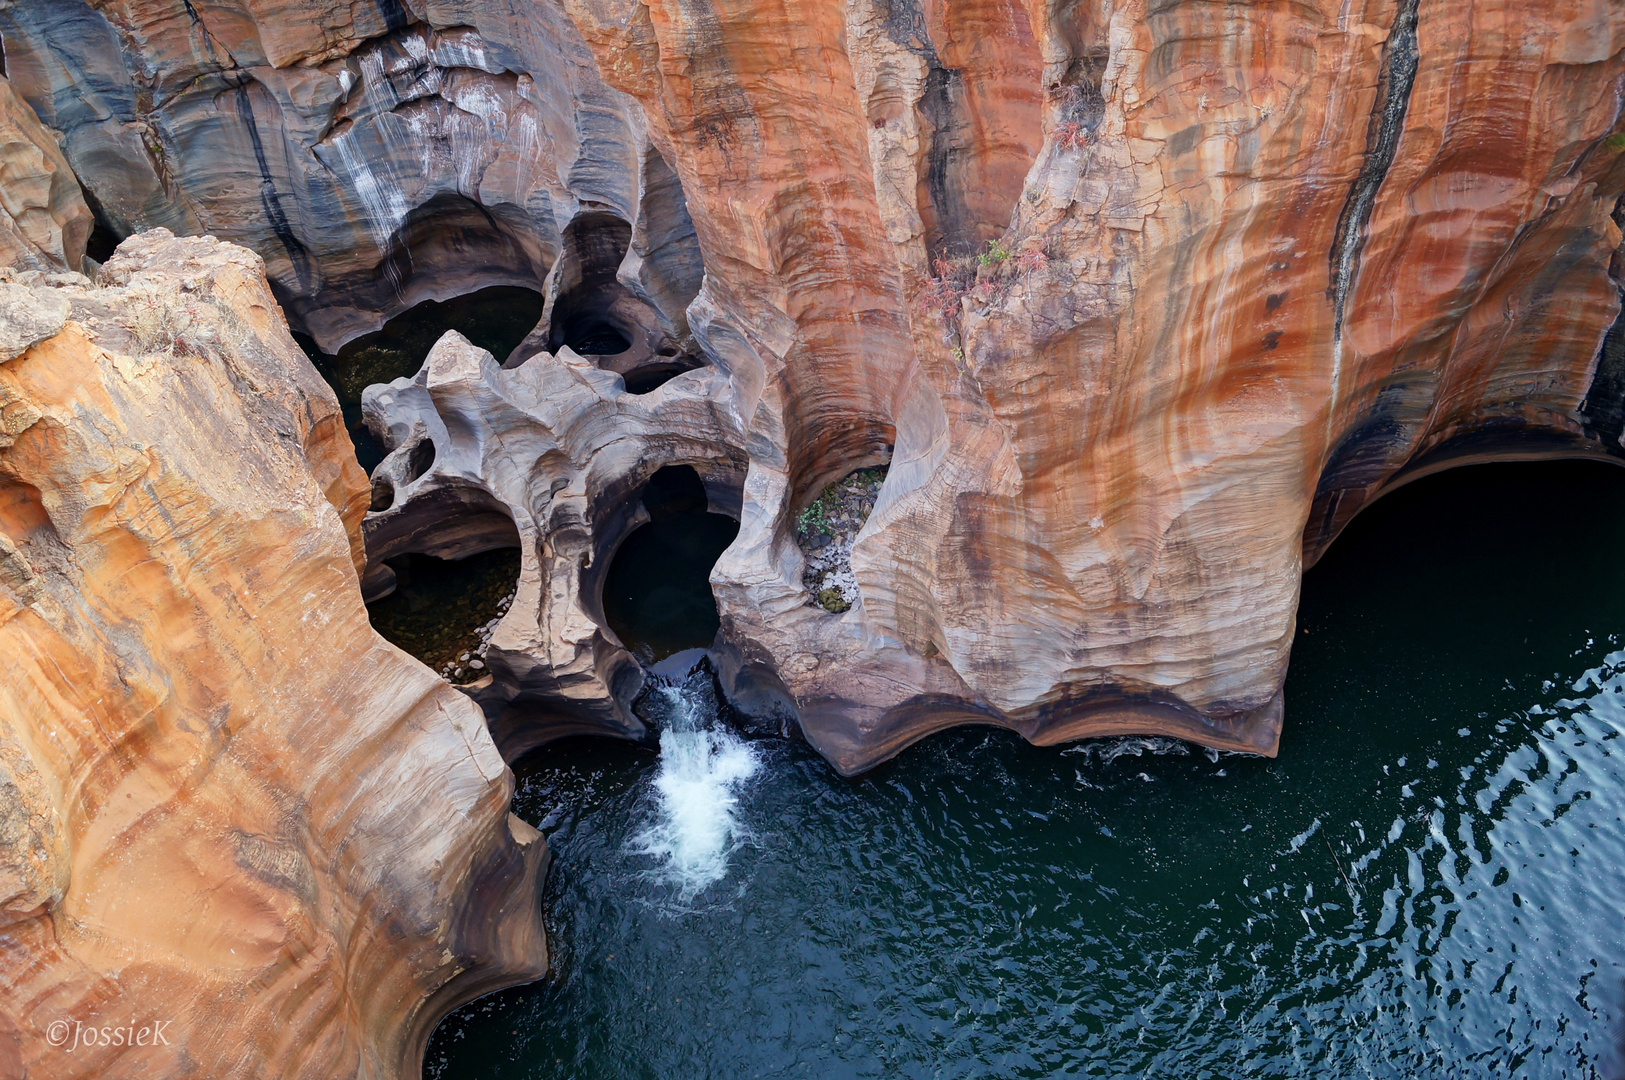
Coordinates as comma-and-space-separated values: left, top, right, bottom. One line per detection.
631, 680, 760, 902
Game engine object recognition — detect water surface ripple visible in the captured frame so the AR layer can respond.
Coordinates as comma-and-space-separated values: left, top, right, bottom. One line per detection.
428, 462, 1625, 1079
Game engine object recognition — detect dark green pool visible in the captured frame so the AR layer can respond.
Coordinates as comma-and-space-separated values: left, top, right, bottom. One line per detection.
426, 460, 1625, 1079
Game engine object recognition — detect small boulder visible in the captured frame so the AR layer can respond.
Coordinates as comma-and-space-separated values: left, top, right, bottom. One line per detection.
0, 283, 69, 363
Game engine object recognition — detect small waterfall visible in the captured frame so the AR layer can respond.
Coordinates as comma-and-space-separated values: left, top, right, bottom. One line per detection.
630, 667, 760, 903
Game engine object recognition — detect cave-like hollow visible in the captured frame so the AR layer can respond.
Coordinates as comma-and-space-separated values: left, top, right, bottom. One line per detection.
599, 465, 740, 664
546, 212, 704, 395
359, 479, 526, 680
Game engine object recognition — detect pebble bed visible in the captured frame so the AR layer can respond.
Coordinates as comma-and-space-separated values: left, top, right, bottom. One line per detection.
795, 466, 886, 613
438, 588, 515, 684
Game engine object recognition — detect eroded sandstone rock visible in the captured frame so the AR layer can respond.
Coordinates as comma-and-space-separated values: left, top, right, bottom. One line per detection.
0, 1, 702, 356
0, 282, 69, 365
7, 1, 1625, 778
361, 328, 747, 758
0, 231, 544, 1078
0, 75, 91, 274
570, 0, 1625, 771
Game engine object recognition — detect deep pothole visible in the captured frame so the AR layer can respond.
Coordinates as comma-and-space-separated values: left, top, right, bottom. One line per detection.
543, 212, 704, 394
366, 547, 520, 683
601, 465, 739, 664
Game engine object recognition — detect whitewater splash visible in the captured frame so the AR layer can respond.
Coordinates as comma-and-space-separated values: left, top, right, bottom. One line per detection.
630, 669, 760, 903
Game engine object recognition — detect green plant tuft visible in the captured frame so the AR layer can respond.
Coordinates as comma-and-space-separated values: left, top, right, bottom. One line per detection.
977, 239, 1012, 266
796, 487, 841, 534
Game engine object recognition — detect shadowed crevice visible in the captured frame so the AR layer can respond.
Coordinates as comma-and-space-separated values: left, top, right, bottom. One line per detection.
1581, 197, 1625, 449
1328, 0, 1420, 340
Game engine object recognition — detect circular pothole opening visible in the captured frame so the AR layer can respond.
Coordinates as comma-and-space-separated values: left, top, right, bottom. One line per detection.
622, 364, 694, 395
601, 466, 738, 663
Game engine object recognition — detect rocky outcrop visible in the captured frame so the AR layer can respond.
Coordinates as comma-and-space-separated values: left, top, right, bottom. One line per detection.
7, 1, 1625, 776
569, 0, 1625, 771
0, 75, 91, 274
0, 232, 544, 1078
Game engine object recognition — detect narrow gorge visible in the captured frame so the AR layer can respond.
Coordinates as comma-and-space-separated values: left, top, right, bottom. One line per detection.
2, 0, 1624, 1076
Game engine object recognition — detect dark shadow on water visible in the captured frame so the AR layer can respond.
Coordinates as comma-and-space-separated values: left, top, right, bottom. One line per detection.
295, 286, 544, 474
601, 466, 737, 664
1291, 459, 1625, 718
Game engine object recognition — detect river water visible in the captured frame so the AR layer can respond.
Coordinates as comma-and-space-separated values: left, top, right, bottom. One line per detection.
425, 460, 1625, 1079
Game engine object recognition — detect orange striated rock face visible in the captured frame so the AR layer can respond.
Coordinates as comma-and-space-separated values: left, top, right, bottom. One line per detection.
561, 0, 1625, 771
0, 232, 544, 1078
2, 1, 1623, 781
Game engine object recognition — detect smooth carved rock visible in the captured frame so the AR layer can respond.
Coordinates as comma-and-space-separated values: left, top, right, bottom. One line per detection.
564, 0, 1625, 772
0, 75, 91, 274
0, 231, 545, 1079
10, 1, 1625, 777
0, 3, 702, 353
362, 329, 747, 759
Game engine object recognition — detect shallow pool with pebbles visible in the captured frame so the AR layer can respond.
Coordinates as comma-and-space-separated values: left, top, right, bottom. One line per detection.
365, 549, 520, 684
438, 588, 516, 683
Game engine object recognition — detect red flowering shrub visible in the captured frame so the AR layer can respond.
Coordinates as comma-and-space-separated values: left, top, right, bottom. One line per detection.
918, 255, 977, 321
1055, 121, 1092, 151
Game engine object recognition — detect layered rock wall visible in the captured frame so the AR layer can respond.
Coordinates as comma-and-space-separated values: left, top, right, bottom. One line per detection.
7, 0, 1624, 777
0, 232, 544, 1078
0, 0, 704, 351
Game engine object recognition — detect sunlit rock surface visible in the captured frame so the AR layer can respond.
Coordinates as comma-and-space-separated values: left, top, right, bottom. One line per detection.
7, 1, 1625, 775
0, 232, 544, 1079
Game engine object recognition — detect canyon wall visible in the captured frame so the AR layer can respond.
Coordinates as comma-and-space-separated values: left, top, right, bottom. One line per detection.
0, 0, 703, 351
0, 231, 544, 1078
3, 0, 1623, 778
